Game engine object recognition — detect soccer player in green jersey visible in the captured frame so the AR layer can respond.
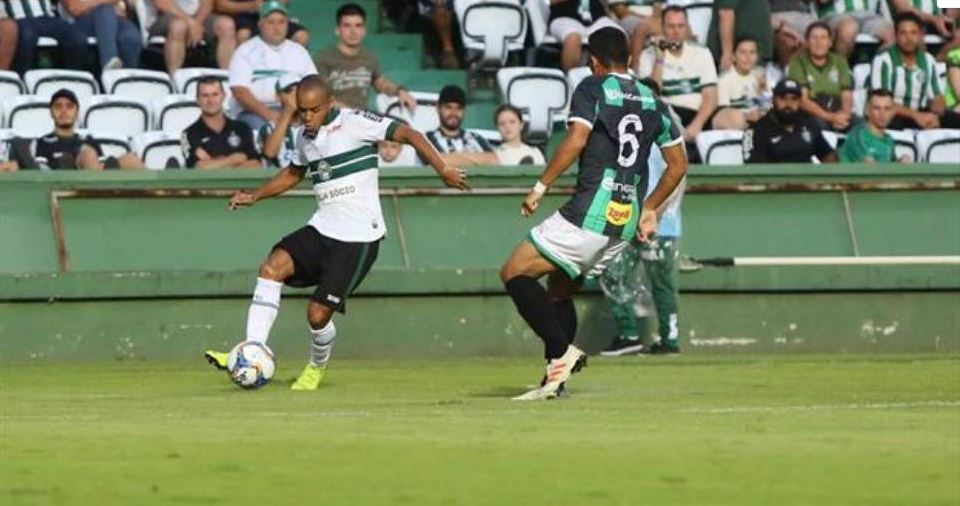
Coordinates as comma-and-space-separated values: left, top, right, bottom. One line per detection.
840, 89, 909, 164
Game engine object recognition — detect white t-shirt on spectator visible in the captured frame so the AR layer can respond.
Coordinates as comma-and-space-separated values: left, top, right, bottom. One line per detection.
228, 36, 317, 115
378, 145, 421, 167
717, 67, 765, 109
495, 143, 546, 165
638, 43, 718, 112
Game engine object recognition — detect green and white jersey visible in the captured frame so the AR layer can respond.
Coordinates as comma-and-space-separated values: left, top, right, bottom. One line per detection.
870, 47, 943, 110
902, 0, 939, 14
227, 37, 317, 113
945, 47, 960, 108
290, 108, 401, 242
839, 123, 894, 163
816, 0, 879, 16
637, 43, 718, 112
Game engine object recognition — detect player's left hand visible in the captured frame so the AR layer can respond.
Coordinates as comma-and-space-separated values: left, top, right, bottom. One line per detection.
636, 207, 658, 243
441, 166, 469, 190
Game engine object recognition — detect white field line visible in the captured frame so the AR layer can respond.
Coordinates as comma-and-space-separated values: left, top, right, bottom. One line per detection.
680, 400, 960, 414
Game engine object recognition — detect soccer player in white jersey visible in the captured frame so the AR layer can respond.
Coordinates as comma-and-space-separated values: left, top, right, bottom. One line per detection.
204, 76, 468, 390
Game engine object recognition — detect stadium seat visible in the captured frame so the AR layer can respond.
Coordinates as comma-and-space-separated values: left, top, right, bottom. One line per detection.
152, 95, 201, 134
497, 67, 568, 143
566, 66, 592, 103
887, 129, 917, 162
2, 95, 54, 138
852, 63, 871, 89
132, 131, 185, 170
524, 0, 560, 63
0, 70, 25, 98
74, 129, 133, 159
685, 2, 714, 46
695, 130, 744, 165
82, 95, 151, 136
173, 68, 230, 97
101, 69, 175, 100
821, 130, 845, 150
916, 129, 960, 163
376, 91, 440, 133
24, 69, 99, 99
454, 0, 527, 68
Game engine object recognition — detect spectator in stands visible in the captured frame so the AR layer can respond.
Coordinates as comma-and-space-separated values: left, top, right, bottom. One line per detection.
61, 0, 142, 69
426, 85, 494, 154
890, 0, 957, 39
871, 12, 947, 129
840, 89, 910, 163
4, 0, 87, 74
440, 104, 546, 166
549, 0, 622, 71
215, 0, 309, 46
708, 0, 773, 72
150, 0, 238, 74
181, 77, 261, 169
608, 0, 662, 67
945, 44, 960, 121
315, 3, 417, 112
639, 6, 717, 144
815, 0, 894, 60
228, 1, 315, 131
418, 0, 459, 69
786, 22, 853, 132
259, 74, 301, 168
744, 78, 837, 163
713, 37, 770, 130
770, 0, 818, 68
2, 89, 144, 170
0, 13, 17, 70
378, 139, 420, 167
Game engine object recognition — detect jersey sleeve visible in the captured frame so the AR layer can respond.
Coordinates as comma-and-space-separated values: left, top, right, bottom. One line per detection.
654, 101, 683, 148
568, 78, 602, 128
349, 110, 401, 143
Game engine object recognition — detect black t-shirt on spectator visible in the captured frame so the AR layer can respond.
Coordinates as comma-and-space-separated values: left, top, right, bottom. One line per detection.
549, 0, 607, 23
34, 132, 103, 170
744, 112, 834, 163
181, 116, 258, 168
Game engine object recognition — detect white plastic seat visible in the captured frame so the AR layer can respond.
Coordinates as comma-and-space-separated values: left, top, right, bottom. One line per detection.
173, 68, 230, 97
852, 88, 867, 117
821, 130, 846, 150
454, 0, 527, 68
3, 95, 54, 138
566, 66, 592, 104
0, 70, 25, 98
852, 63, 871, 89
24, 69, 99, 99
101, 69, 174, 100
132, 131, 185, 170
525, 0, 558, 53
82, 95, 151, 136
376, 91, 440, 133
886, 129, 917, 162
152, 95, 201, 134
685, 2, 713, 46
696, 130, 744, 165
74, 129, 133, 158
916, 129, 960, 163
497, 67, 568, 143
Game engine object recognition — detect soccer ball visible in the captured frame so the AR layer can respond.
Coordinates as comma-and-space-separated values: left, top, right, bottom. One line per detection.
226, 341, 276, 390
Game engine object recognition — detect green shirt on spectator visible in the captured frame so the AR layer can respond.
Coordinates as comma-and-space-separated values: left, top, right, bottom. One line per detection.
840, 123, 895, 163
786, 50, 853, 103
708, 0, 773, 62
945, 47, 960, 109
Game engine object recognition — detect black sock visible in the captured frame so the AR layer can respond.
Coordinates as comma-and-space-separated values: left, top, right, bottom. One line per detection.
505, 276, 568, 360
552, 298, 577, 346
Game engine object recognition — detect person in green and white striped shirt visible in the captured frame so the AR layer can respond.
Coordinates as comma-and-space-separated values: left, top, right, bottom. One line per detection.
869, 12, 946, 129
890, 0, 957, 38
817, 0, 894, 59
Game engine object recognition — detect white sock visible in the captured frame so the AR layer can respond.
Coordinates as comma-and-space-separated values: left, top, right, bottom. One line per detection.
245, 277, 283, 343
309, 322, 336, 367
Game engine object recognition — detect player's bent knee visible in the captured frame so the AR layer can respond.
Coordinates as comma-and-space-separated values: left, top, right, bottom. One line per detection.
306, 303, 332, 329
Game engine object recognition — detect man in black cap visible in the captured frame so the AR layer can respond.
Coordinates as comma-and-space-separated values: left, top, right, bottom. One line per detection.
744, 79, 837, 164
425, 85, 494, 156
4, 89, 143, 170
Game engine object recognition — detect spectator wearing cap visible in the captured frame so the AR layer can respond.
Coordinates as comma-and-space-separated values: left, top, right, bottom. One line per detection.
314, 3, 416, 112
148, 0, 238, 75
181, 77, 261, 169
228, 0, 315, 132
60, 0, 142, 69
871, 12, 950, 130
0, 11, 18, 70
785, 22, 854, 132
708, 0, 773, 73
3, 89, 144, 170
3, 0, 87, 73
549, 0, 622, 71
215, 0, 309, 47
426, 85, 494, 155
815, 0, 894, 60
744, 79, 837, 163
840, 89, 910, 164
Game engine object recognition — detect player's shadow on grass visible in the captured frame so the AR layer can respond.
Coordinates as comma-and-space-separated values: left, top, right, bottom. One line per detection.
468, 386, 528, 398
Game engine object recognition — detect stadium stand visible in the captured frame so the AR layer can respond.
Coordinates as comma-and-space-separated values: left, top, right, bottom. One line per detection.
376, 91, 441, 133
24, 69, 99, 99
496, 66, 567, 144
132, 131, 185, 170
3, 95, 52, 138
453, 0, 527, 69
100, 69, 175, 99
73, 128, 133, 159
0, 70, 25, 96
695, 130, 744, 165
82, 95, 152, 137
916, 129, 960, 163
152, 95, 202, 135
887, 129, 918, 163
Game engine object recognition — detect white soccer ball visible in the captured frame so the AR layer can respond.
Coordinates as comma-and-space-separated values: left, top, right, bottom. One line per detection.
226, 341, 276, 390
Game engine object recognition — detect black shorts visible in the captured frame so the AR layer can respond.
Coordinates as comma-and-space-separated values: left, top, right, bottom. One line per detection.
273, 226, 380, 313
233, 13, 306, 39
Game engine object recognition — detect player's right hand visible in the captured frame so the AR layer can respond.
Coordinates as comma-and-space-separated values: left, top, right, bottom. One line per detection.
228, 190, 257, 210
520, 191, 541, 217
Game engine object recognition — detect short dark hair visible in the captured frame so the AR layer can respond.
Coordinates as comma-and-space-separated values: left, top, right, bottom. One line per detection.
336, 3, 366, 24
805, 21, 831, 40
661, 5, 687, 23
734, 36, 757, 51
588, 27, 629, 68
196, 76, 224, 95
639, 77, 660, 96
895, 11, 923, 31
494, 104, 523, 124
867, 88, 894, 101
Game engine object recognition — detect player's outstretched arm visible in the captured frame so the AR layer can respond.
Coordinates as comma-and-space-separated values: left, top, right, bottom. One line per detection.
392, 123, 469, 190
637, 143, 687, 242
520, 122, 590, 216
228, 165, 306, 210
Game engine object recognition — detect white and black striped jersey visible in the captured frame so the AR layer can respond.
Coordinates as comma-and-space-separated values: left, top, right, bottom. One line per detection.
424, 129, 493, 154
1, 0, 57, 19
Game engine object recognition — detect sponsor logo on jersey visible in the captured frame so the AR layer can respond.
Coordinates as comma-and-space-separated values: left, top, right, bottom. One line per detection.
600, 177, 638, 201
603, 88, 654, 104
228, 131, 241, 148
316, 184, 356, 202
326, 294, 342, 304
605, 201, 633, 226
307, 160, 333, 183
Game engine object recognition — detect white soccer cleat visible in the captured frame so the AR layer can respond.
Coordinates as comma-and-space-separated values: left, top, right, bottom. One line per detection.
512, 345, 585, 401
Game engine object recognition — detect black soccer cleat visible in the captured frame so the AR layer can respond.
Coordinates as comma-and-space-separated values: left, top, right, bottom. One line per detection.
639, 342, 681, 355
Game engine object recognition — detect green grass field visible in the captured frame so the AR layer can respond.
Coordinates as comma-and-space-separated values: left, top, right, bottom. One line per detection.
1, 354, 958, 505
